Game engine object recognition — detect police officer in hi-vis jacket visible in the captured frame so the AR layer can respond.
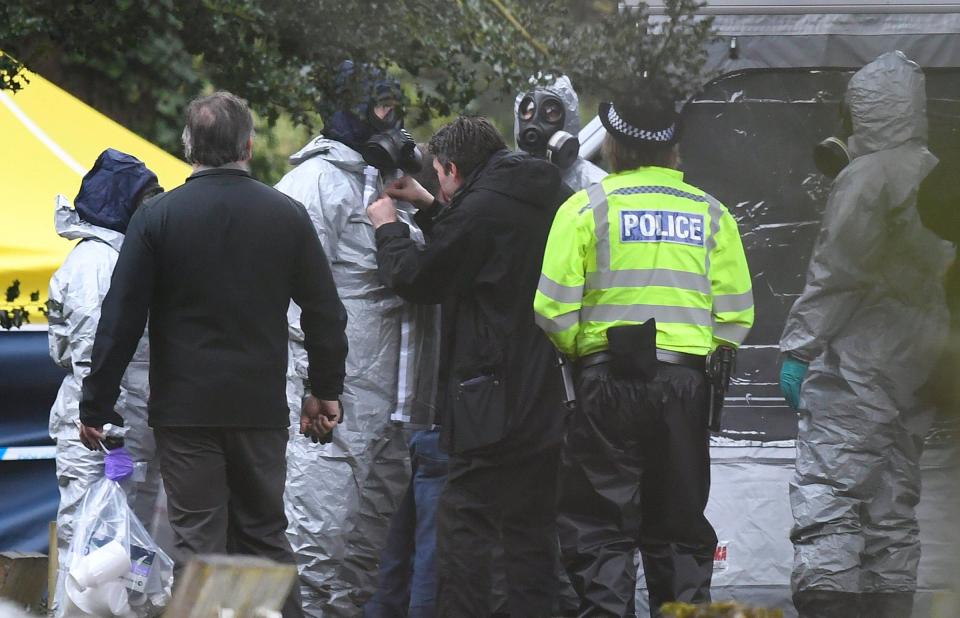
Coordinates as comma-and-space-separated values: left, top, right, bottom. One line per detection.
534, 92, 753, 617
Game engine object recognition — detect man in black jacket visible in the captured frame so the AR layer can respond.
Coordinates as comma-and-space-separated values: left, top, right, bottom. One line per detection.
79, 92, 348, 618
366, 116, 571, 617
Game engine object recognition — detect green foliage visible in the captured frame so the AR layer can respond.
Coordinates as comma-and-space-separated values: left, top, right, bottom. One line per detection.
250, 112, 311, 185
534, 0, 716, 102
1, 0, 713, 171
0, 0, 201, 152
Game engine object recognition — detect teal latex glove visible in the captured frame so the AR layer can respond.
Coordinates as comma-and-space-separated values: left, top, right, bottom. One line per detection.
779, 356, 809, 411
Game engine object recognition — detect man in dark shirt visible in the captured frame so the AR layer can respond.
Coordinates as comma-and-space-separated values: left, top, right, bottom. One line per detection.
79, 91, 348, 618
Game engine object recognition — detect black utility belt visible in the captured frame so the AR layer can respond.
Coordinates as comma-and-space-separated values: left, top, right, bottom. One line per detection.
578, 349, 706, 372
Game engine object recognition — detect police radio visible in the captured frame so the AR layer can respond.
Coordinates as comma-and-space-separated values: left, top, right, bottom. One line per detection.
557, 353, 577, 410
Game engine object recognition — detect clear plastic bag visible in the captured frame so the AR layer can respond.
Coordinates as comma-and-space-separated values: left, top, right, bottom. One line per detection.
55, 477, 174, 617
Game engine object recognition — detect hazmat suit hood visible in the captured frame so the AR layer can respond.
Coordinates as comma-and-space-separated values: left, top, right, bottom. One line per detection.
288, 134, 368, 173
74, 148, 160, 234
460, 149, 565, 214
54, 194, 126, 251
323, 110, 375, 153
322, 60, 404, 152
846, 51, 928, 159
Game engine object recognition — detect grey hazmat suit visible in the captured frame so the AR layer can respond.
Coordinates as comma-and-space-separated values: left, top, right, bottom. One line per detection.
780, 51, 953, 616
47, 195, 160, 609
513, 74, 607, 191
276, 136, 438, 617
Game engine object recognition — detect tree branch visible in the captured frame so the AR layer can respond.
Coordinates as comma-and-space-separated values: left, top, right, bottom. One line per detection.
485, 0, 549, 56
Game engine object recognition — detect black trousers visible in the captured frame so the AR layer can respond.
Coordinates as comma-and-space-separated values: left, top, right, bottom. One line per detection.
436, 447, 560, 617
155, 427, 303, 618
558, 363, 716, 618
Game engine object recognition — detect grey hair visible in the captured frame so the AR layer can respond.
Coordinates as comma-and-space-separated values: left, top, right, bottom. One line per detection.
181, 91, 255, 167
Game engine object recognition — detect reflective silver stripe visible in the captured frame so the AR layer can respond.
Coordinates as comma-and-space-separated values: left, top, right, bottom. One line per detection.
713, 289, 755, 313
704, 194, 723, 279
585, 268, 711, 295
713, 322, 751, 345
537, 274, 583, 304
581, 303, 713, 326
392, 306, 414, 423
535, 311, 580, 333
587, 183, 610, 271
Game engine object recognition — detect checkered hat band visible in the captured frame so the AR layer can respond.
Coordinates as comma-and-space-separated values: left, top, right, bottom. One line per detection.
610, 186, 707, 202
607, 104, 675, 143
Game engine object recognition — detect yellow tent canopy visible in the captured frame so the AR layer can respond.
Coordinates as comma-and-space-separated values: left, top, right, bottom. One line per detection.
0, 68, 191, 326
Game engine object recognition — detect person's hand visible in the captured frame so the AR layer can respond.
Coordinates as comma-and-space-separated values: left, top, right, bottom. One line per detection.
300, 395, 342, 443
385, 176, 434, 210
367, 196, 398, 229
79, 423, 105, 451
779, 356, 809, 411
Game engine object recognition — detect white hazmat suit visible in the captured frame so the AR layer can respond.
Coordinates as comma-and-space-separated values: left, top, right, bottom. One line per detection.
277, 136, 438, 616
47, 196, 160, 610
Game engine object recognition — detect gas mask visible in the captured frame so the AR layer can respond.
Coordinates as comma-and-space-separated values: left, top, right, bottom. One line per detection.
813, 103, 854, 178
360, 95, 422, 173
362, 127, 423, 174
516, 91, 580, 169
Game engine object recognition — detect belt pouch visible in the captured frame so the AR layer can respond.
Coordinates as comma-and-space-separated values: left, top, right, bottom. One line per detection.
606, 319, 658, 380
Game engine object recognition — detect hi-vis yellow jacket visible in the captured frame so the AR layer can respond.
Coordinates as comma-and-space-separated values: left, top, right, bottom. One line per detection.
533, 166, 754, 359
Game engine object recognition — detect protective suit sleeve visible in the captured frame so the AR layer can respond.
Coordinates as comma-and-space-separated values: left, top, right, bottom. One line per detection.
47, 245, 113, 379
290, 204, 349, 400
80, 207, 155, 428
780, 167, 887, 361
47, 278, 72, 370
286, 303, 308, 380
373, 205, 487, 305
710, 207, 754, 348
533, 193, 593, 357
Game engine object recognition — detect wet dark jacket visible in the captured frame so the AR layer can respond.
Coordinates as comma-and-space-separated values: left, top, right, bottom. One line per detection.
374, 149, 571, 454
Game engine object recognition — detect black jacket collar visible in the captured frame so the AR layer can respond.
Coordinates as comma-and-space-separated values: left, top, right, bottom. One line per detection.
187, 167, 252, 181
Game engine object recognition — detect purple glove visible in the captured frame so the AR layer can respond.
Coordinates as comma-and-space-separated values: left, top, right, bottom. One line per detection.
104, 446, 134, 481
